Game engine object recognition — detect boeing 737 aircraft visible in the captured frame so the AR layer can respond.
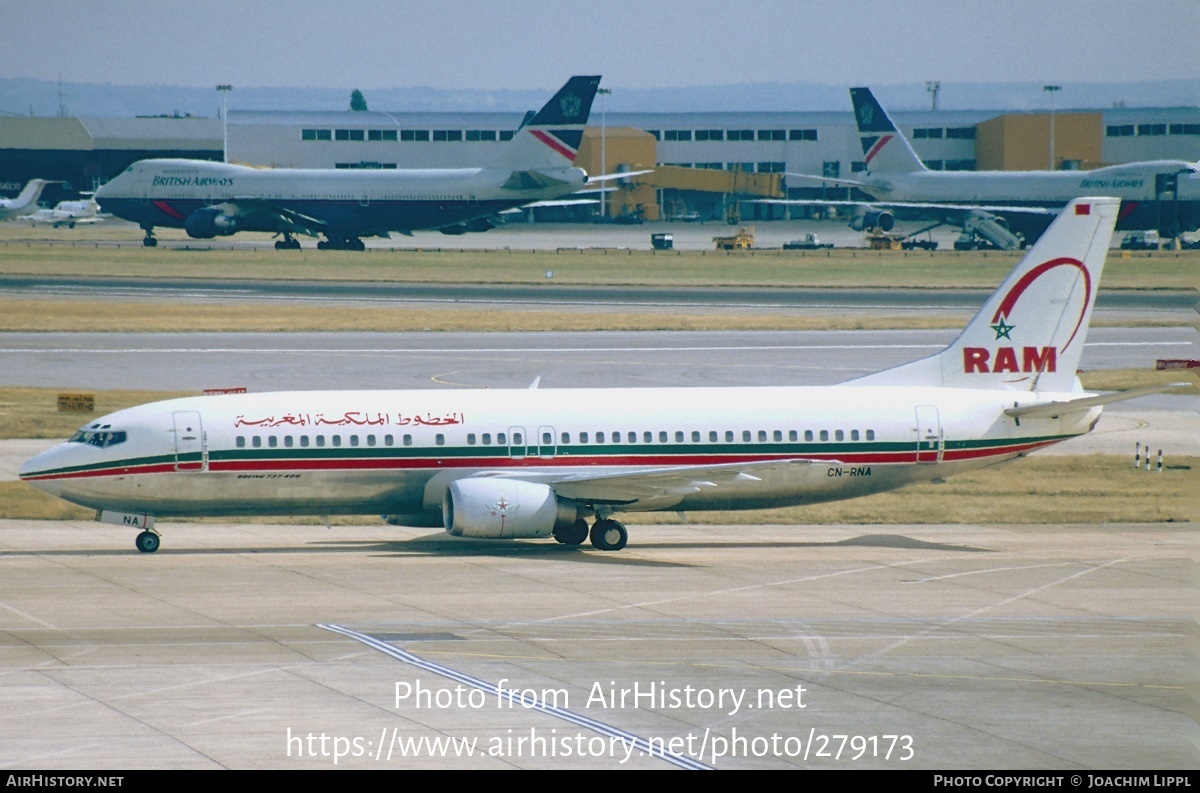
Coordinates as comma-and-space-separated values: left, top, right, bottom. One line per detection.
776, 87, 1199, 249
21, 198, 1187, 554
0, 179, 54, 221
94, 76, 602, 250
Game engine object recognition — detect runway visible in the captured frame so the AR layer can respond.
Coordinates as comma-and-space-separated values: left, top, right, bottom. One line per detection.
0, 518, 1192, 769
2, 327, 1195, 391
1, 273, 1196, 319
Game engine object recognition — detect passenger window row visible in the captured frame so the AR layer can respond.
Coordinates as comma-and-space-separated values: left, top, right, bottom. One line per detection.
235, 428, 877, 449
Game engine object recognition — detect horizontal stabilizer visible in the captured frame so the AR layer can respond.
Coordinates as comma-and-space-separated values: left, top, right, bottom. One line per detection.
502, 170, 570, 191
1004, 382, 1194, 419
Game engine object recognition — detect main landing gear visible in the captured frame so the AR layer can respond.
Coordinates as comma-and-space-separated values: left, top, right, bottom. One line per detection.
274, 233, 302, 250
553, 517, 628, 551
135, 530, 161, 553
316, 235, 366, 251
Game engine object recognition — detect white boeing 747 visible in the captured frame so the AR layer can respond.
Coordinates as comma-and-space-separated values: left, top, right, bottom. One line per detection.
93, 76, 602, 250
777, 87, 1199, 249
20, 198, 1187, 553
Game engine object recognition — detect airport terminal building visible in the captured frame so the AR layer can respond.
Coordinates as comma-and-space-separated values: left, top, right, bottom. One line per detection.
1, 104, 1197, 221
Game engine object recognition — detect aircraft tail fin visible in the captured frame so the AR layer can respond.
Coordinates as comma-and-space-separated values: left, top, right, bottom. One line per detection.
494, 76, 601, 171
1, 178, 52, 216
850, 87, 927, 176
848, 197, 1120, 392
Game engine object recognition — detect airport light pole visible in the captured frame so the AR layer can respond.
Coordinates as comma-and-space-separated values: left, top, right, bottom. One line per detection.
925, 81, 940, 111
1043, 84, 1061, 170
597, 87, 611, 221
217, 84, 233, 163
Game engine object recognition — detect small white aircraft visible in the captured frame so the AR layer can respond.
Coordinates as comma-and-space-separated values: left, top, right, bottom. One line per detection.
0, 179, 54, 221
25, 198, 105, 228
772, 87, 1199, 249
94, 76, 606, 250
20, 197, 1187, 553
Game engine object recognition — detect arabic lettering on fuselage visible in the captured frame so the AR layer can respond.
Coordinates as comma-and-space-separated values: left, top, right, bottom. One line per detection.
233, 411, 464, 429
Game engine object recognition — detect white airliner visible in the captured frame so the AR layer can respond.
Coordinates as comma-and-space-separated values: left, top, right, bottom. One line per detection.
25, 198, 105, 228
93, 76, 603, 250
20, 198, 1186, 554
776, 87, 1199, 249
0, 179, 54, 221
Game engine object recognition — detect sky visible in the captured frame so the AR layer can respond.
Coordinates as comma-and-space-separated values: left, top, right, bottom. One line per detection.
1, 0, 1197, 93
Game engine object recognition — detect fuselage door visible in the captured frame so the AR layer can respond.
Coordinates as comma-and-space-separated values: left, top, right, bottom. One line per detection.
537, 426, 557, 459
915, 405, 943, 464
508, 426, 527, 459
172, 410, 207, 472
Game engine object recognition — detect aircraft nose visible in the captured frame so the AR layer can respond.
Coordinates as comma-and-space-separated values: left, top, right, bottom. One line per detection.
18, 445, 68, 498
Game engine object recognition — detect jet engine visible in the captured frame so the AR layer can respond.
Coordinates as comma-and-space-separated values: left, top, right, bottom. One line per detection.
443, 478, 580, 539
850, 208, 895, 232
184, 206, 241, 239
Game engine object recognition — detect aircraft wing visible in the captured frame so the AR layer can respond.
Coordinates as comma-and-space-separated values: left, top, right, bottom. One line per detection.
492, 457, 838, 510
224, 199, 327, 236
499, 198, 600, 214
753, 197, 1056, 217
586, 169, 654, 183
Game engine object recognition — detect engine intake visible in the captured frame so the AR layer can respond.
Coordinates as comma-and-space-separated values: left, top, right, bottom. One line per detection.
184, 206, 240, 239
850, 209, 895, 232
443, 478, 579, 539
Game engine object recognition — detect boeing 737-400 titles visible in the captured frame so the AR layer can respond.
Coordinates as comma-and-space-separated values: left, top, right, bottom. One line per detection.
20, 198, 1189, 553
771, 87, 1199, 249
94, 76, 603, 250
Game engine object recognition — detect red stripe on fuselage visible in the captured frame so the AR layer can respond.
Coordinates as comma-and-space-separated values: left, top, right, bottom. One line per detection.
24, 439, 1066, 482
153, 200, 187, 221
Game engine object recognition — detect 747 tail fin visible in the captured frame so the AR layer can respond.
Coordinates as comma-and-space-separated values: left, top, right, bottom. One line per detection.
494, 76, 601, 171
850, 87, 928, 176
848, 197, 1120, 393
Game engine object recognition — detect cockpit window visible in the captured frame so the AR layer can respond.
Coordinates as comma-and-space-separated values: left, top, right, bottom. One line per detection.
68, 430, 128, 448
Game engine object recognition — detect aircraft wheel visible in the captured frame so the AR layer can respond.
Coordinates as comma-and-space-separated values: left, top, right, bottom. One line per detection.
135, 531, 160, 554
589, 519, 627, 551
317, 240, 328, 250
353, 239, 366, 252
554, 518, 589, 546
142, 237, 157, 248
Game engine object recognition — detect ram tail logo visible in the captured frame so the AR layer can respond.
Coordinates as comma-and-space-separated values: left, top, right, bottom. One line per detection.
963, 256, 1091, 376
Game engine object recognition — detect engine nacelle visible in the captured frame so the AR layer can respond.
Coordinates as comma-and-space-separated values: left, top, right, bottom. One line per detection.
850, 209, 895, 232
184, 206, 240, 239
443, 478, 579, 539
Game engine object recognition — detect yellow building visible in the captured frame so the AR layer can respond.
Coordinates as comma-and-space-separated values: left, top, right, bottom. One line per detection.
976, 112, 1104, 171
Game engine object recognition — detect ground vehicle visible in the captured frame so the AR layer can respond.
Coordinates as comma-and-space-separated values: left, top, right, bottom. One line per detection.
650, 233, 673, 250
954, 233, 1002, 251
1120, 230, 1160, 250
783, 233, 833, 250
713, 226, 754, 250
900, 233, 938, 251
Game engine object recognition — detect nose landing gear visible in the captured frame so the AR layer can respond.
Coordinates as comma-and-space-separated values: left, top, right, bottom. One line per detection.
135, 530, 161, 553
